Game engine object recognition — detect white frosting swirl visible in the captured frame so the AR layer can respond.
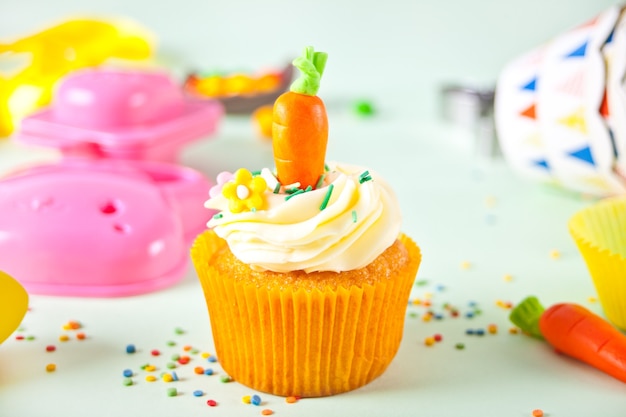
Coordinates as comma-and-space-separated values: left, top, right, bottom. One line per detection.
205, 162, 401, 273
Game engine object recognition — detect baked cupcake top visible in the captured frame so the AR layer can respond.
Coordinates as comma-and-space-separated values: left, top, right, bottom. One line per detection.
205, 163, 401, 273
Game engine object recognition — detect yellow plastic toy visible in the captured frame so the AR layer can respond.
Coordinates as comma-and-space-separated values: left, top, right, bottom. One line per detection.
0, 271, 29, 345
0, 18, 154, 137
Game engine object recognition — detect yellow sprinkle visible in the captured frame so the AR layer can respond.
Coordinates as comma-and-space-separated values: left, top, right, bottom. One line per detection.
242, 395, 251, 404
587, 296, 597, 303
460, 261, 472, 270
46, 363, 56, 372
509, 327, 519, 335
424, 336, 436, 346
422, 314, 432, 322
59, 334, 69, 342
412, 298, 421, 305
145, 365, 156, 372
424, 292, 433, 299
162, 374, 173, 382
145, 375, 157, 382
503, 274, 514, 282
487, 324, 498, 334
201, 352, 210, 358
549, 249, 561, 259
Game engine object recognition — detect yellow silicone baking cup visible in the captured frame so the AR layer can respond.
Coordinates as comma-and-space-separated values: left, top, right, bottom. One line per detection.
191, 230, 421, 397
569, 196, 626, 330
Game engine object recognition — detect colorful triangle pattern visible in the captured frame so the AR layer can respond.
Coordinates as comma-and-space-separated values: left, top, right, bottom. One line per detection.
520, 103, 536, 119
532, 159, 550, 170
556, 70, 584, 96
521, 77, 537, 92
566, 41, 588, 58
569, 146, 595, 165
558, 107, 587, 134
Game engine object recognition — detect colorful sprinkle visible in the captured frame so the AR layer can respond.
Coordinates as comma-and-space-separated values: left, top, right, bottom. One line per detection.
424, 336, 436, 346
167, 388, 177, 397
204, 368, 214, 376
45, 363, 56, 372
460, 261, 472, 270
123, 377, 133, 386
145, 375, 157, 382
319, 184, 334, 210
207, 355, 218, 363
251, 394, 262, 406
207, 399, 217, 407
358, 170, 372, 183
76, 332, 86, 340
145, 365, 156, 372
151, 349, 160, 356
455, 343, 465, 350
126, 344, 136, 354
532, 409, 544, 417
286, 396, 298, 403
433, 333, 443, 342
242, 395, 251, 404
194, 366, 205, 375
174, 327, 185, 335
162, 373, 173, 383
193, 390, 204, 397
487, 324, 498, 334
261, 409, 274, 416
352, 210, 357, 223
123, 369, 133, 378
220, 375, 232, 383
549, 249, 561, 259
59, 334, 69, 342
45, 345, 56, 352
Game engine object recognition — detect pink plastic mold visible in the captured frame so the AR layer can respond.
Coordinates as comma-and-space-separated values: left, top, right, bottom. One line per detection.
16, 68, 223, 163
0, 159, 214, 297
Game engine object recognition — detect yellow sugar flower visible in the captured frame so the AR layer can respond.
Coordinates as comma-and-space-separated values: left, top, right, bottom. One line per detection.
222, 168, 268, 213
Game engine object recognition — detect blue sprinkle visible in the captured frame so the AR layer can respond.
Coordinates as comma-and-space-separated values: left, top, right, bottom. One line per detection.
193, 390, 204, 397
172, 371, 179, 381
204, 368, 214, 376
466, 329, 475, 335
475, 329, 485, 336
126, 344, 136, 354
434, 314, 444, 320
207, 355, 217, 363
123, 369, 133, 377
251, 394, 262, 406
465, 311, 475, 319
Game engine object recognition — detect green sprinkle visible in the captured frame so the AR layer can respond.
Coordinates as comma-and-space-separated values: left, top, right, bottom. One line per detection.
455, 343, 465, 350
26, 335, 35, 341
166, 340, 176, 347
212, 213, 223, 220
166, 362, 176, 369
354, 99, 375, 116
171, 354, 180, 361
190, 348, 199, 355
415, 279, 429, 286
220, 375, 233, 383
319, 184, 334, 210
273, 182, 281, 194
123, 377, 133, 386
174, 327, 185, 335
305, 185, 312, 192
251, 170, 262, 176
359, 170, 372, 184
286, 187, 301, 194
324, 163, 330, 172
315, 173, 326, 189
285, 189, 305, 201
351, 210, 357, 223
167, 387, 178, 397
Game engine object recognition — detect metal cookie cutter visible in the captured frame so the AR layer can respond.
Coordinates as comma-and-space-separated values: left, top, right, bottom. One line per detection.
441, 84, 500, 158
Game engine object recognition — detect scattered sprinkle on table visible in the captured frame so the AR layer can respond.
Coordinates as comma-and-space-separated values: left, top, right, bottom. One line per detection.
460, 261, 472, 270
59, 334, 69, 342
123, 378, 133, 386
45, 363, 56, 372
206, 399, 217, 407
455, 343, 465, 350
549, 249, 561, 259
167, 388, 177, 397
45, 345, 56, 352
126, 344, 136, 354
532, 409, 544, 417
122, 369, 133, 377
261, 409, 274, 416
286, 396, 298, 403
242, 395, 251, 404
251, 394, 262, 406
145, 375, 157, 382
193, 390, 204, 397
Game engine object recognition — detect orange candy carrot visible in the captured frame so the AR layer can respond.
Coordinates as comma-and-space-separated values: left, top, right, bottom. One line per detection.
272, 46, 328, 189
510, 296, 626, 383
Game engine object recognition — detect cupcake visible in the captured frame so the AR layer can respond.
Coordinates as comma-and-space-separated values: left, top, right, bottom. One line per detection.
569, 196, 626, 331
191, 47, 421, 397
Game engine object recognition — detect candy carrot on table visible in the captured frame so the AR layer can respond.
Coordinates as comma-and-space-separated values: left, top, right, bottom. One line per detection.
510, 296, 626, 383
272, 46, 328, 189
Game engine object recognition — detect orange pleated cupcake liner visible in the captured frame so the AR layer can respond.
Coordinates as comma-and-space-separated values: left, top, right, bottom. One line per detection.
569, 196, 626, 331
191, 230, 421, 397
